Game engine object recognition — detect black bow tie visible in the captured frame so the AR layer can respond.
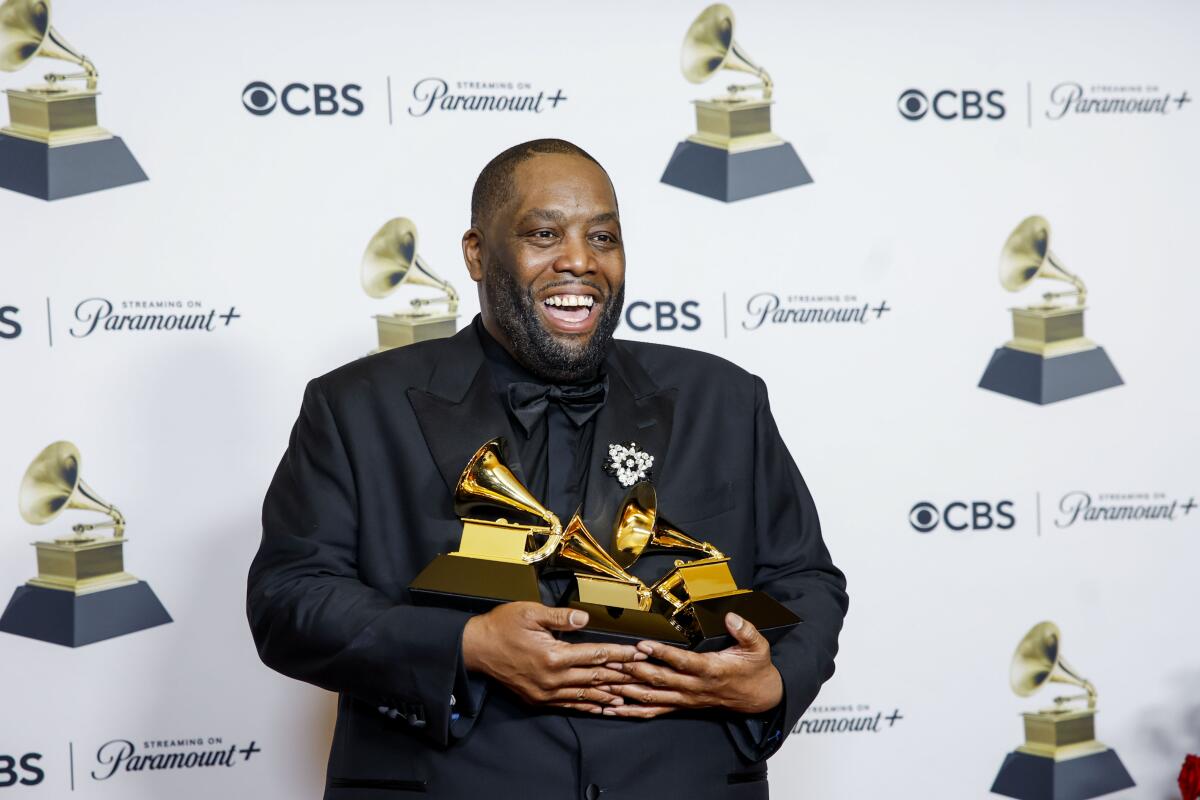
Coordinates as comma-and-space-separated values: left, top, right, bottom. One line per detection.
506, 379, 608, 436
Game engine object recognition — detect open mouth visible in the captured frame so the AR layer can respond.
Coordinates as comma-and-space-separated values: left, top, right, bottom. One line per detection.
540, 293, 598, 332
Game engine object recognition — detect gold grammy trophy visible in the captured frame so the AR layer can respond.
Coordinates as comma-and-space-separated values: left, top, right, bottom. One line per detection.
991, 622, 1134, 799
361, 217, 460, 352
409, 438, 562, 609
0, 0, 147, 199
978, 215, 1122, 404
660, 3, 812, 202
608, 482, 800, 650
0, 441, 171, 647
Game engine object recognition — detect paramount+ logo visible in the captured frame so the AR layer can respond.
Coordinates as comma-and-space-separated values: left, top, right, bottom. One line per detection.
897, 88, 1006, 121
909, 500, 1015, 533
241, 81, 364, 116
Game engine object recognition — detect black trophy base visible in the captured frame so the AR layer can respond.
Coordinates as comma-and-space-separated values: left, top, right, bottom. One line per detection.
991, 749, 1135, 800
660, 139, 812, 202
979, 347, 1123, 405
0, 582, 171, 648
684, 592, 802, 652
0, 133, 148, 200
561, 601, 692, 647
408, 554, 542, 613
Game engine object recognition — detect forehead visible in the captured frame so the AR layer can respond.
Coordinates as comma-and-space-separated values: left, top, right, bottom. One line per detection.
507, 154, 616, 219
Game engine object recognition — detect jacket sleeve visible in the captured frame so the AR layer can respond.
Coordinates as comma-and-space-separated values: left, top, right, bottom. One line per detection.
726, 375, 849, 762
246, 378, 479, 746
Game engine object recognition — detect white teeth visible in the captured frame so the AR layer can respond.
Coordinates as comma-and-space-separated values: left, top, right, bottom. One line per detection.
543, 294, 595, 308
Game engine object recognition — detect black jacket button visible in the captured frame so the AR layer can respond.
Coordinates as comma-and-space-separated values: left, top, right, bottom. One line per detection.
584, 784, 601, 800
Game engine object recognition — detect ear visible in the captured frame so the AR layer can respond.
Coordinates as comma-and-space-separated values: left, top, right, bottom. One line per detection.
462, 227, 485, 283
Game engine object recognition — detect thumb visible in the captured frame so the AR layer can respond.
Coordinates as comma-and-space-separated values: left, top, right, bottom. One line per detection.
725, 612, 765, 650
526, 604, 589, 632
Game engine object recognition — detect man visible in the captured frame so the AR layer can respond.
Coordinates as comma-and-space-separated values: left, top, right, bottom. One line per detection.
248, 139, 848, 799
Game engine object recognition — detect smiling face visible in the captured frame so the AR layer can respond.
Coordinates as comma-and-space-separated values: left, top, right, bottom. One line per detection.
463, 152, 626, 383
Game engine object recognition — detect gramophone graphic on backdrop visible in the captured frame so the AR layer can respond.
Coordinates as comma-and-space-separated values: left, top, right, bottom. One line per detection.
0, 441, 171, 647
361, 217, 460, 352
408, 438, 799, 651
978, 215, 1123, 405
660, 3, 812, 202
0, 0, 147, 199
991, 621, 1135, 800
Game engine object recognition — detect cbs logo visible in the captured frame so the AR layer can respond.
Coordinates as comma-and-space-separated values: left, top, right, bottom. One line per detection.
242, 81, 364, 116
909, 500, 1015, 532
897, 89, 1005, 121
623, 300, 701, 332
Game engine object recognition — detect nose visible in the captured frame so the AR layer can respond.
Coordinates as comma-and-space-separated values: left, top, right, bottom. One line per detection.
553, 231, 596, 276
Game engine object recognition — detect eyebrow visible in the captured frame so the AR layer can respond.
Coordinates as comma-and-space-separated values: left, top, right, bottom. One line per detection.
517, 208, 620, 226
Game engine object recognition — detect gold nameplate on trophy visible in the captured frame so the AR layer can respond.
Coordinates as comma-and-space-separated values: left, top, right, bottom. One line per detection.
361, 217, 459, 352
0, 441, 171, 646
990, 621, 1134, 799
978, 215, 1123, 404
0, 0, 147, 199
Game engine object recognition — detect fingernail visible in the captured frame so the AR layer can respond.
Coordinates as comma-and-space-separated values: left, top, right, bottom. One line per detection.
637, 642, 654, 655
589, 706, 601, 714
610, 697, 623, 706
569, 610, 587, 627
602, 707, 616, 715
728, 612, 744, 631
634, 651, 649, 661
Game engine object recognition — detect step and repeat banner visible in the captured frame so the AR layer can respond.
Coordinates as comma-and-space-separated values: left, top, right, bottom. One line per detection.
1, 0, 1197, 797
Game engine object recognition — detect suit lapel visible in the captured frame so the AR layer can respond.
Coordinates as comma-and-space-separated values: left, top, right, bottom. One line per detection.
407, 325, 530, 496
581, 341, 676, 540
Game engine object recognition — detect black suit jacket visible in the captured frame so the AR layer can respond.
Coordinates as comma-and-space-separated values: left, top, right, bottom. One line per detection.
247, 323, 848, 799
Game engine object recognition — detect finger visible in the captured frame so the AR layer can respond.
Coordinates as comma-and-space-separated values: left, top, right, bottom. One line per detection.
556, 642, 646, 668
607, 684, 692, 707
617, 660, 705, 693
603, 703, 677, 719
725, 613, 766, 651
546, 687, 625, 706
636, 640, 707, 674
551, 667, 637, 688
548, 702, 604, 714
523, 603, 589, 632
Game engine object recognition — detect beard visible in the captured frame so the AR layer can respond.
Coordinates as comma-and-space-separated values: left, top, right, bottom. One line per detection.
484, 258, 625, 384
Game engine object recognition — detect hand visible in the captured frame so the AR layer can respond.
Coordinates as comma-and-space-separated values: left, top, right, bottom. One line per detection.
462, 602, 647, 714
601, 612, 782, 719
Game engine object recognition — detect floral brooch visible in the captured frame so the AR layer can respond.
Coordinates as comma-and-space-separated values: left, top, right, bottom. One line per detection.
604, 441, 654, 487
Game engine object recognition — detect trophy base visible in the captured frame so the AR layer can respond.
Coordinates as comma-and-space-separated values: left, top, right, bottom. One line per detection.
682, 591, 802, 652
372, 313, 458, 353
561, 600, 692, 647
0, 132, 147, 200
978, 346, 1123, 405
660, 139, 812, 202
990, 747, 1135, 800
408, 554, 542, 613
0, 581, 171, 648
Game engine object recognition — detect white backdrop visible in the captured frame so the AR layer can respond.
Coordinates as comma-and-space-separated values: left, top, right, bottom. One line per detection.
1, 0, 1197, 797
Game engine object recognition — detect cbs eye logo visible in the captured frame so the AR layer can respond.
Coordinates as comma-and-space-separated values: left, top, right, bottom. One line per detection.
897, 88, 1005, 121
241, 81, 364, 116
909, 500, 1015, 532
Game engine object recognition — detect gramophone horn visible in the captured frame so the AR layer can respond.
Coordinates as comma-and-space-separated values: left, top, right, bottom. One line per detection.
0, 0, 97, 88
454, 438, 562, 562
612, 482, 724, 568
999, 215, 1086, 305
18, 440, 124, 536
360, 217, 459, 310
1009, 621, 1097, 708
680, 3, 773, 99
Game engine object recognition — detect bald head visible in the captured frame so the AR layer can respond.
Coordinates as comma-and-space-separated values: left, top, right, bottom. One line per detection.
470, 138, 612, 229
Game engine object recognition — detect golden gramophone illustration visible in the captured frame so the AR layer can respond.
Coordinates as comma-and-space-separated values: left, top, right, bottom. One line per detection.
978, 215, 1122, 404
0, 441, 170, 647
660, 3, 812, 202
361, 217, 460, 352
0, 0, 147, 199
607, 482, 800, 650
991, 622, 1134, 799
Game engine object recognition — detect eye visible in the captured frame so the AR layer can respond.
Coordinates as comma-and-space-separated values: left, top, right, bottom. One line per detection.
591, 232, 619, 245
